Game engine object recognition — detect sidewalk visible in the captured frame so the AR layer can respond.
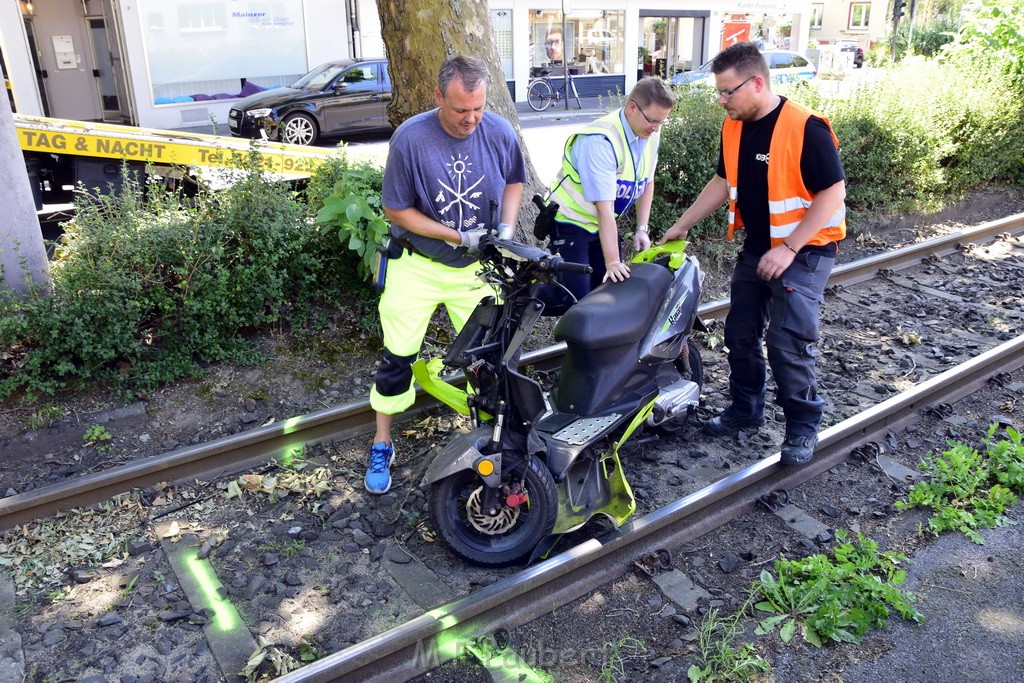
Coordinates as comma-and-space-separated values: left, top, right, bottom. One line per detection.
514, 96, 611, 124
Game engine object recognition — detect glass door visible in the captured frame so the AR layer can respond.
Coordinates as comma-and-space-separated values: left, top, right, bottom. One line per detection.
87, 17, 120, 122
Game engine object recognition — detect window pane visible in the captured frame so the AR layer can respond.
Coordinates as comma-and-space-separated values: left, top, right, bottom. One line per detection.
530, 10, 625, 76
811, 4, 824, 29
142, 0, 308, 103
849, 3, 871, 29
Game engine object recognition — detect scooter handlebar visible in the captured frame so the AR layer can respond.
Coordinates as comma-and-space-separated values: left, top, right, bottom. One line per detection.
480, 235, 592, 275
539, 255, 592, 275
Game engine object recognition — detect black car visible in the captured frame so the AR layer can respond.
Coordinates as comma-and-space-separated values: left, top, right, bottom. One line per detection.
228, 59, 391, 146
833, 40, 865, 68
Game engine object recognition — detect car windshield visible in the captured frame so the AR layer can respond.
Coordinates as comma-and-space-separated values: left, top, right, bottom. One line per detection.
291, 63, 349, 91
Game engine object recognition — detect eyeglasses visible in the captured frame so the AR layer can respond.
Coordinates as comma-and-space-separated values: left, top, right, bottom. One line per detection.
633, 103, 667, 127
716, 76, 755, 100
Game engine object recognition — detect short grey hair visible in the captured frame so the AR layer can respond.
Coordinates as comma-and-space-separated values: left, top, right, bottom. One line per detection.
629, 77, 676, 110
438, 55, 491, 95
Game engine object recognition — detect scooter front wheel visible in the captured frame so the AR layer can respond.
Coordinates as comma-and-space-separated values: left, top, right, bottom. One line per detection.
429, 455, 557, 567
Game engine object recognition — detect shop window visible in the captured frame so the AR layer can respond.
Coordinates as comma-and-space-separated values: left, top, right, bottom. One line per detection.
178, 4, 226, 33
142, 0, 308, 103
848, 2, 870, 30
530, 10, 624, 77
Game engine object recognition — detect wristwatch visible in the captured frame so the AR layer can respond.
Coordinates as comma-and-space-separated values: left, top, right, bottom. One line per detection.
636, 225, 649, 232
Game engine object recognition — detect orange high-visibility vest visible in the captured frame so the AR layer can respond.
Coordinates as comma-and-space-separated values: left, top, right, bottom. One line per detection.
721, 99, 846, 248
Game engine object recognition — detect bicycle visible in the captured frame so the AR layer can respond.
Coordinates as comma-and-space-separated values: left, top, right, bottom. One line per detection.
527, 68, 582, 112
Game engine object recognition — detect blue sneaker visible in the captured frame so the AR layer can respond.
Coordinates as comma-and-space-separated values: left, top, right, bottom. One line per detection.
365, 442, 395, 494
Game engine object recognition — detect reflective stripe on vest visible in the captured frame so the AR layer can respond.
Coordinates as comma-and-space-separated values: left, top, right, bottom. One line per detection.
550, 111, 657, 233
722, 100, 846, 248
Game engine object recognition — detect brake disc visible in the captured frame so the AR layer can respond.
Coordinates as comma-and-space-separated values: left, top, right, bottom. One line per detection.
465, 486, 520, 535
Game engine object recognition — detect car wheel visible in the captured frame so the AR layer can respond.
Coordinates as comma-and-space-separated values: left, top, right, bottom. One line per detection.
280, 113, 318, 146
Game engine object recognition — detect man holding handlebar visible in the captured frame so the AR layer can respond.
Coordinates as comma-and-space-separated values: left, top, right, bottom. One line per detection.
366, 55, 526, 494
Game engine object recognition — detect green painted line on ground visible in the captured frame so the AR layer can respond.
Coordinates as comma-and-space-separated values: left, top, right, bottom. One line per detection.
158, 523, 257, 682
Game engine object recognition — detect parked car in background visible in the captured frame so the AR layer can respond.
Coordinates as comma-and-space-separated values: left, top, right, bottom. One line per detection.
229, 59, 391, 146
582, 29, 617, 48
832, 40, 865, 68
670, 50, 817, 87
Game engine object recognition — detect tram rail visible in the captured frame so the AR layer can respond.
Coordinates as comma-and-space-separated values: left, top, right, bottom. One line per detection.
1, 212, 1022, 532
277, 333, 1024, 682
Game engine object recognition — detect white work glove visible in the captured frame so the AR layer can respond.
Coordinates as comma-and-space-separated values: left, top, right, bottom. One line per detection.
460, 228, 488, 251
634, 225, 652, 252
496, 223, 515, 240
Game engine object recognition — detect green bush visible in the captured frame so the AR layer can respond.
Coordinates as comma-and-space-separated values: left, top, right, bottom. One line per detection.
0, 153, 377, 400
655, 56, 1024, 225
803, 60, 1024, 207
314, 160, 388, 281
651, 85, 726, 237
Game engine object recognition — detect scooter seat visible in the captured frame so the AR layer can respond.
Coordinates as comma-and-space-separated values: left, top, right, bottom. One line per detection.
554, 263, 672, 350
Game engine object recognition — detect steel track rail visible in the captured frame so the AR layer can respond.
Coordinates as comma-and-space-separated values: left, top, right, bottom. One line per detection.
696, 211, 1024, 322
1, 213, 1021, 531
276, 333, 1024, 683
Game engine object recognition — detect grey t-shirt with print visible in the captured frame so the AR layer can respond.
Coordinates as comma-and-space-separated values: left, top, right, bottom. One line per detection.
382, 109, 527, 268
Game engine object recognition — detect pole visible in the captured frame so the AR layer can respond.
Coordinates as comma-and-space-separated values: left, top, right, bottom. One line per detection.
907, 0, 917, 56
561, 0, 569, 110
0, 87, 50, 299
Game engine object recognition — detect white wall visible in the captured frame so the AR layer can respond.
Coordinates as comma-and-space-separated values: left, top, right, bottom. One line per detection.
0, 4, 43, 116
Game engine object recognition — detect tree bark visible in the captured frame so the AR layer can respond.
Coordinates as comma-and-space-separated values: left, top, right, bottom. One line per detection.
376, 0, 547, 236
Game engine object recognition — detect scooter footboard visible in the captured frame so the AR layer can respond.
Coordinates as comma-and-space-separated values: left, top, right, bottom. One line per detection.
551, 451, 635, 535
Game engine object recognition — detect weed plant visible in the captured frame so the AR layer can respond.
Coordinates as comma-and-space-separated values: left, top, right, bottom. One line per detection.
596, 636, 647, 683
753, 530, 924, 647
897, 425, 1024, 543
687, 600, 770, 683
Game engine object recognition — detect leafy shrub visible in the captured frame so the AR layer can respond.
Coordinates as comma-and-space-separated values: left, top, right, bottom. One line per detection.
651, 86, 726, 237
656, 52, 1024, 227
314, 161, 388, 281
0, 153, 375, 400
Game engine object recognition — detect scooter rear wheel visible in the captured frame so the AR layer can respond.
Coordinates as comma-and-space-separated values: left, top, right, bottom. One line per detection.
429, 455, 557, 567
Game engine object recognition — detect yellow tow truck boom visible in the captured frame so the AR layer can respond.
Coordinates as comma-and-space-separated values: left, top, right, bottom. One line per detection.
15, 113, 342, 177
16, 114, 381, 214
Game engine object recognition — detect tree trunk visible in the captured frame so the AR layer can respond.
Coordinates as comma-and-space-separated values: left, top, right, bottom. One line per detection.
376, 0, 547, 236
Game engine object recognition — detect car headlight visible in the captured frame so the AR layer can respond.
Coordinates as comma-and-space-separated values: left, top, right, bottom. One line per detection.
248, 108, 273, 118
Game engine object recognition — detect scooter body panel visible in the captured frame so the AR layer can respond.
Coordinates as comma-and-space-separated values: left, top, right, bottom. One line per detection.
421, 427, 493, 487
639, 256, 704, 362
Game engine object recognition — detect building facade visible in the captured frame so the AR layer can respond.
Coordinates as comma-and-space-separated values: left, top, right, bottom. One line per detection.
1, 0, 876, 132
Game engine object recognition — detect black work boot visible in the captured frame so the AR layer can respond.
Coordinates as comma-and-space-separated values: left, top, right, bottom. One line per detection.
780, 433, 818, 465
703, 411, 766, 437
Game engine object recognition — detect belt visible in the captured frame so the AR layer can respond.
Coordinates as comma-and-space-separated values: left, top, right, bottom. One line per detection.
392, 236, 424, 257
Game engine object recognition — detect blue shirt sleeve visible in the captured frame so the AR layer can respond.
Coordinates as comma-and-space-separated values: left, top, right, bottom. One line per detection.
571, 134, 619, 202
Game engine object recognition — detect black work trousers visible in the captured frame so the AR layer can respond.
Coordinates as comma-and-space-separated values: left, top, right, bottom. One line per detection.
723, 248, 834, 437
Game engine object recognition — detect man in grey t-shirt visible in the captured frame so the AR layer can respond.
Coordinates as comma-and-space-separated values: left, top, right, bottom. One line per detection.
365, 55, 526, 494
